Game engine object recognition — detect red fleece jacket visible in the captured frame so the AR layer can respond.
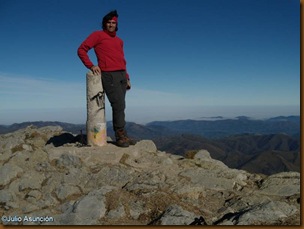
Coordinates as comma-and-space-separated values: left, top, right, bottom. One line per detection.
77, 30, 129, 79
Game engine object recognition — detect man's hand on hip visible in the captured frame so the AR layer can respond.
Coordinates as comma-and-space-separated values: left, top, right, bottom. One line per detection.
91, 66, 101, 75
127, 80, 131, 90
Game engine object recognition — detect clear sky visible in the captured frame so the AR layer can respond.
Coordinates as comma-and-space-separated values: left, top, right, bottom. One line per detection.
0, 0, 300, 125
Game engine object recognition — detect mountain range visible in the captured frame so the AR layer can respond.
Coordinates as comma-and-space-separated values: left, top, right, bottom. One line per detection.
145, 115, 300, 138
0, 115, 300, 175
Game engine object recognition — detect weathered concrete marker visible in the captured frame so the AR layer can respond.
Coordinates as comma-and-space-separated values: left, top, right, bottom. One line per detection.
86, 70, 107, 146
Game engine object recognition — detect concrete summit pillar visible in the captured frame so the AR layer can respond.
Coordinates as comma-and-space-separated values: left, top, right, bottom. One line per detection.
86, 70, 107, 146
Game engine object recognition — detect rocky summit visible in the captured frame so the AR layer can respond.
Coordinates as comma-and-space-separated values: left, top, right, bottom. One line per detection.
0, 125, 300, 225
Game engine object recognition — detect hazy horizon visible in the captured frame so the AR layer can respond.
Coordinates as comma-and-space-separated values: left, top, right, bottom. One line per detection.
0, 105, 299, 125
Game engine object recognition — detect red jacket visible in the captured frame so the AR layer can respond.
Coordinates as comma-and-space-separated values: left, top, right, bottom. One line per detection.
78, 30, 129, 79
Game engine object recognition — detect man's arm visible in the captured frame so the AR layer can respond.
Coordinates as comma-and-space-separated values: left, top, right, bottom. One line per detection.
77, 32, 99, 69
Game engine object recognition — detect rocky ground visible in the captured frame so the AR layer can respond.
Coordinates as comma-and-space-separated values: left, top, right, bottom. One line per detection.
0, 125, 300, 225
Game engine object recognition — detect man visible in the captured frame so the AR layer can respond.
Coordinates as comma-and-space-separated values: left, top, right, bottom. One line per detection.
78, 10, 134, 147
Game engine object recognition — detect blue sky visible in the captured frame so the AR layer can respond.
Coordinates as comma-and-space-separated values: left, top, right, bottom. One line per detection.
0, 0, 300, 124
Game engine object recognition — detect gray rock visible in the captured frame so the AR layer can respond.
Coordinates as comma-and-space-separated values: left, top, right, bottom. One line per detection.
129, 200, 146, 220
107, 204, 126, 219
55, 184, 82, 201
0, 163, 23, 187
27, 190, 42, 200
194, 149, 212, 160
157, 205, 198, 225
258, 172, 300, 196
134, 140, 157, 152
0, 133, 25, 152
236, 201, 298, 225
179, 167, 235, 190
0, 126, 300, 226
54, 153, 83, 169
51, 186, 115, 225
18, 171, 45, 191
0, 189, 13, 204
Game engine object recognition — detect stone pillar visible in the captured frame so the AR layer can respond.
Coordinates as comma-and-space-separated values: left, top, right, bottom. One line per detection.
86, 70, 107, 146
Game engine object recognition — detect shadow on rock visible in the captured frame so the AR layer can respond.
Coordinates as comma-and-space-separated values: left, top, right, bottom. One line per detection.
46, 133, 87, 147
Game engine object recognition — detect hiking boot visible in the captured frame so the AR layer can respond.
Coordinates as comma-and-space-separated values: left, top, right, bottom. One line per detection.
115, 129, 129, 147
124, 130, 137, 145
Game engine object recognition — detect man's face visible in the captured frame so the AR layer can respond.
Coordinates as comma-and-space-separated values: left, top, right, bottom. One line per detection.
106, 20, 117, 32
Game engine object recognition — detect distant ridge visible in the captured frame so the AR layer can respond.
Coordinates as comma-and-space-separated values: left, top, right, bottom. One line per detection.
1, 116, 300, 138
0, 116, 300, 175
146, 115, 300, 138
0, 121, 85, 135
153, 133, 300, 175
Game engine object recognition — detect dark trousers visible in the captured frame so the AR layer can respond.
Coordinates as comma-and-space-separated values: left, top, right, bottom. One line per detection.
101, 71, 127, 131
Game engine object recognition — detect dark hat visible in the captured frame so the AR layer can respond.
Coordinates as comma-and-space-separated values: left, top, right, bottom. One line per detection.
102, 10, 119, 31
